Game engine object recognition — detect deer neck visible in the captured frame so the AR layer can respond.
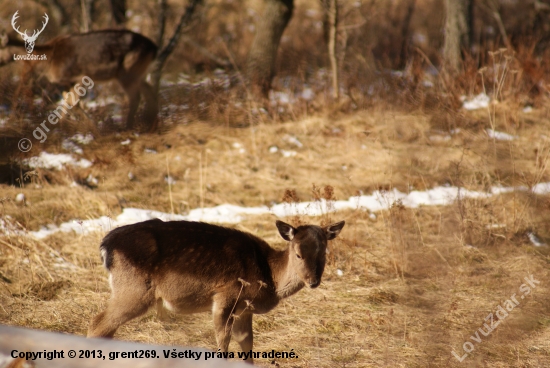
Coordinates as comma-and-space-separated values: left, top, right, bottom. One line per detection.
269, 247, 305, 300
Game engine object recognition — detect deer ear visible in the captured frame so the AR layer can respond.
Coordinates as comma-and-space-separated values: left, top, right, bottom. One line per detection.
276, 220, 295, 241
324, 221, 345, 240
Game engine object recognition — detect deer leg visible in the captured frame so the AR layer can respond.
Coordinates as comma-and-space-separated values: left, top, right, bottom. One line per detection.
212, 299, 234, 353
156, 298, 170, 321
139, 81, 158, 131
88, 271, 155, 338
232, 312, 254, 364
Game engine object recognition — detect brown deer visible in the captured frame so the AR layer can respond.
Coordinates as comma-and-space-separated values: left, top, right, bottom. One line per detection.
3, 26, 158, 130
88, 218, 345, 363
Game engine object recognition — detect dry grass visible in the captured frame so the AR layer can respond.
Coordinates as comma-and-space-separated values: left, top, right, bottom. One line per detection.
2, 1, 550, 366
2, 101, 550, 366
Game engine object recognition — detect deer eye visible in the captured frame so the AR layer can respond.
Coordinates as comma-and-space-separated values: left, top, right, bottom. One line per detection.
296, 253, 302, 259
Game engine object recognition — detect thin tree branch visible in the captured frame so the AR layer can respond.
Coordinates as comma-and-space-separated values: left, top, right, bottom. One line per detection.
157, 0, 203, 68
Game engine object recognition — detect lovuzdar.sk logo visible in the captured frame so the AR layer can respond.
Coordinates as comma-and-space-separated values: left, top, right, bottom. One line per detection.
11, 10, 49, 54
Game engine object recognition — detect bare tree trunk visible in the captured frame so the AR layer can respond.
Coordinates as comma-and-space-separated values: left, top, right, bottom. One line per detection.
327, 0, 338, 100
150, 0, 203, 95
398, 0, 416, 69
110, 0, 127, 26
443, 0, 471, 72
246, 0, 294, 98
156, 0, 168, 49
468, 0, 477, 59
80, 0, 94, 32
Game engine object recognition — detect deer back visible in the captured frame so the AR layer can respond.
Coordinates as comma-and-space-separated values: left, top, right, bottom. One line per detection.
101, 219, 275, 293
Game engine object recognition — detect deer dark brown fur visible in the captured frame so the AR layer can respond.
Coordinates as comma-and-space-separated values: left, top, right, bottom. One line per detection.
88, 219, 345, 363
4, 30, 158, 130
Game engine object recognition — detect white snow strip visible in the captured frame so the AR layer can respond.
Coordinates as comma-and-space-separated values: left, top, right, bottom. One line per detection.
23, 152, 92, 170
22, 182, 550, 240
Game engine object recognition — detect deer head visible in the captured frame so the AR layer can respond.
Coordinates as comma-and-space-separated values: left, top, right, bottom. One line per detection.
11, 11, 49, 54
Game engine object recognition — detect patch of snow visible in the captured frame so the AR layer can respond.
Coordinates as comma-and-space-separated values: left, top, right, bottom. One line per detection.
284, 135, 303, 148
194, 78, 212, 88
144, 148, 157, 154
86, 174, 99, 186
120, 139, 131, 145
89, 96, 118, 108
232, 142, 246, 154
71, 133, 94, 145
269, 146, 279, 153
391, 70, 404, 78
523, 106, 533, 113
429, 135, 451, 142
532, 182, 550, 195
462, 93, 490, 110
0, 215, 26, 236
86, 101, 99, 109
270, 91, 293, 105
23, 152, 92, 170
62, 140, 83, 155
165, 176, 176, 185
281, 150, 297, 158
527, 232, 546, 247
486, 129, 517, 141
301, 88, 315, 101
112, 114, 123, 124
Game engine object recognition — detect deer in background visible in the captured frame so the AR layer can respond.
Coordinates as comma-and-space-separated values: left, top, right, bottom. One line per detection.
2, 17, 159, 130
88, 219, 345, 364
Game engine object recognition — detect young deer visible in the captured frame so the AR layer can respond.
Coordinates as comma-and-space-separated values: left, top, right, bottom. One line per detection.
88, 219, 345, 363
3, 28, 158, 130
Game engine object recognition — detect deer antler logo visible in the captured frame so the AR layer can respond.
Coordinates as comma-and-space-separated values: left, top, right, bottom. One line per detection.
11, 11, 49, 54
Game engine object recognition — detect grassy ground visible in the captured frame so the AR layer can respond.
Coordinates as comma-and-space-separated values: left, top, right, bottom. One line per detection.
2, 99, 550, 366
2, 0, 550, 366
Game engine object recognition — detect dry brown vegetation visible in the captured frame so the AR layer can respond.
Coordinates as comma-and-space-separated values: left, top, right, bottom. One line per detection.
2, 0, 550, 367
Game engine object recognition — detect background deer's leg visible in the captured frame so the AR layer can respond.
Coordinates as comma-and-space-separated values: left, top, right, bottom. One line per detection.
119, 79, 141, 130
232, 312, 254, 363
11, 62, 35, 113
139, 81, 158, 131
